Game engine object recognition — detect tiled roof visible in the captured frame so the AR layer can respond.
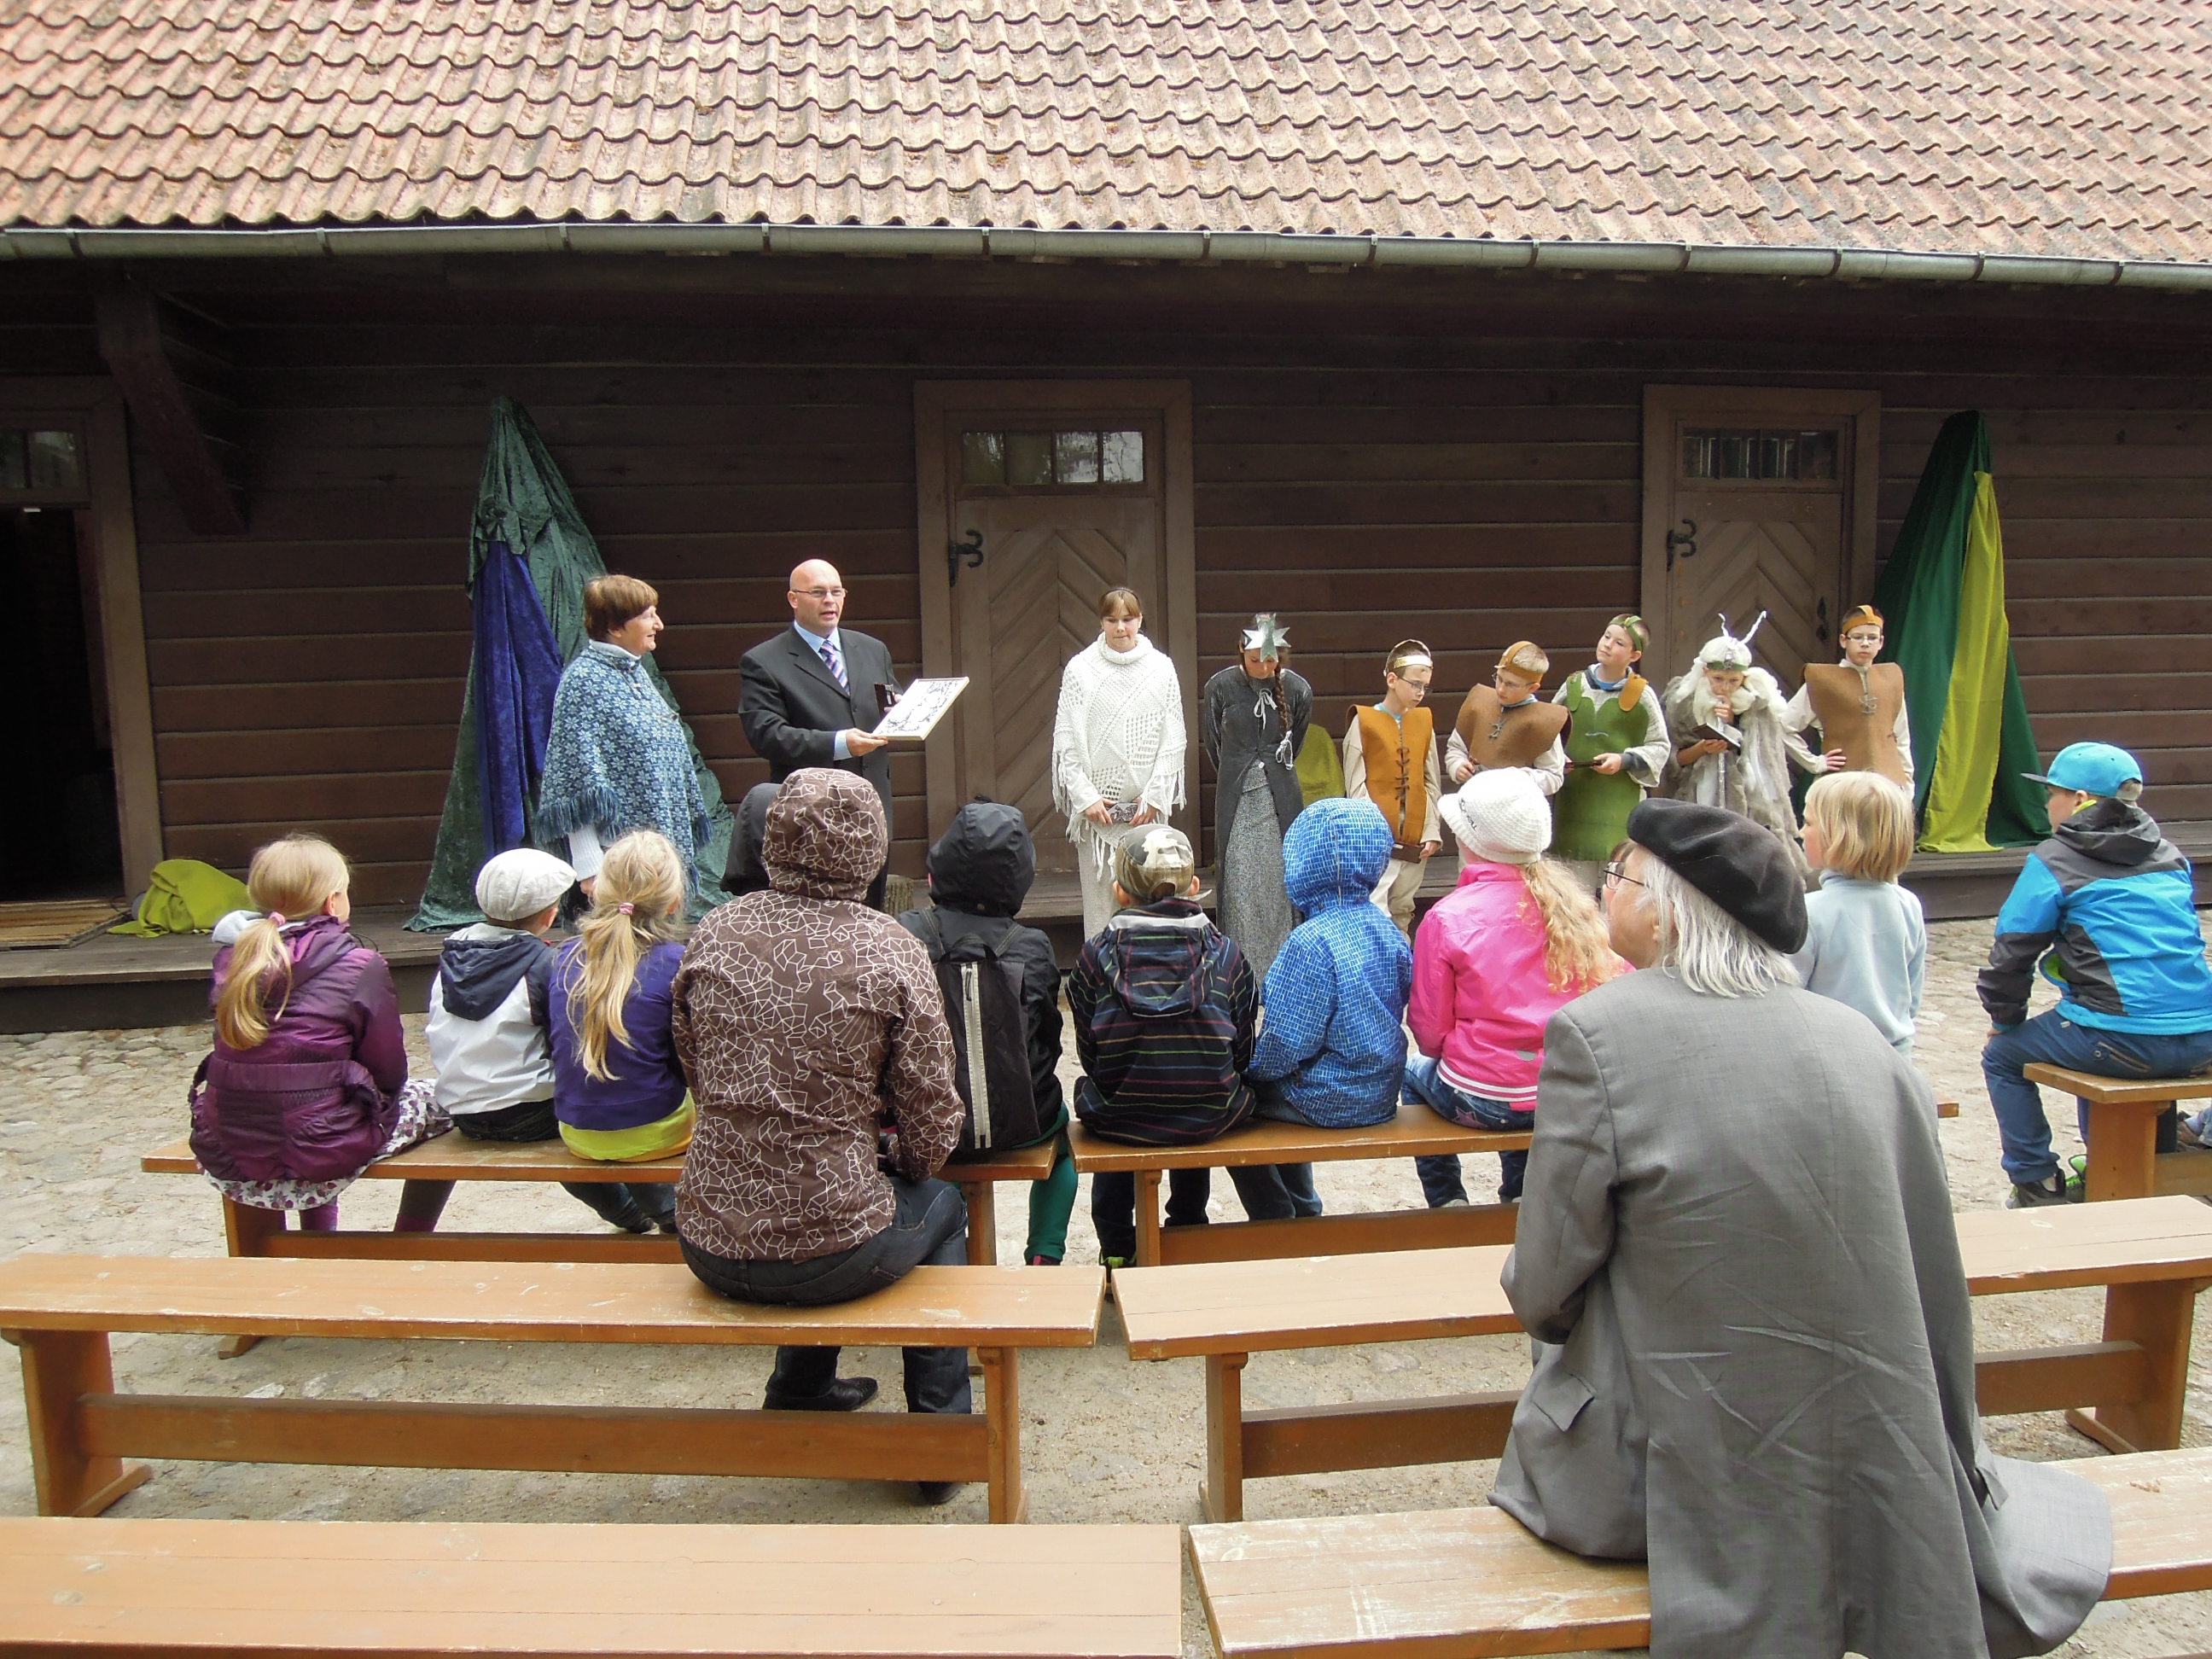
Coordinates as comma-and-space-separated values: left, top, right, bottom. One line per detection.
3, 0, 2209, 263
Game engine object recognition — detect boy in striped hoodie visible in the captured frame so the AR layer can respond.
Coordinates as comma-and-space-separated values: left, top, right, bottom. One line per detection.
1072, 824, 1278, 1264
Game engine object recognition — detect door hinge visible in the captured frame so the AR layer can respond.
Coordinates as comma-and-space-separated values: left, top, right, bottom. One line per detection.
947, 528, 984, 587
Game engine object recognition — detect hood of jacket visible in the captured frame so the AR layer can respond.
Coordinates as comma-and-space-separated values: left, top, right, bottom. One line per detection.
1284, 796, 1394, 914
2052, 798, 2166, 870
1103, 898, 1217, 1017
927, 801, 1035, 918
436, 924, 551, 1021
764, 766, 887, 901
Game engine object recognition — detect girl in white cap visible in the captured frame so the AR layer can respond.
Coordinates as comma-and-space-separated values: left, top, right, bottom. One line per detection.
1406, 770, 1627, 1208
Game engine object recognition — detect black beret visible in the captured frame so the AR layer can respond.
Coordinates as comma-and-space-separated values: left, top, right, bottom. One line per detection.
1625, 798, 1808, 953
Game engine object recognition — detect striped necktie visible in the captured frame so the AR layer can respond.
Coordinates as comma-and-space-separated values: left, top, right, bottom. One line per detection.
818, 637, 847, 690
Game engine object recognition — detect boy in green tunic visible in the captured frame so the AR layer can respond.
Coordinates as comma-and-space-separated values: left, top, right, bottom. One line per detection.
1550, 615, 1673, 893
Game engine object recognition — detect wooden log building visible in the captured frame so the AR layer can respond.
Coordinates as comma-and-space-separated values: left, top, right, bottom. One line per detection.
0, 0, 2206, 929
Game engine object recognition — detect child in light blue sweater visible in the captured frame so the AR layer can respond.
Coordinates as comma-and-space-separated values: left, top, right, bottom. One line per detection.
1791, 771, 1927, 1056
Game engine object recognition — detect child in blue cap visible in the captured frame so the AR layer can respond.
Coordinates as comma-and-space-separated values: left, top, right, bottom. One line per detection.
1979, 742, 2212, 1207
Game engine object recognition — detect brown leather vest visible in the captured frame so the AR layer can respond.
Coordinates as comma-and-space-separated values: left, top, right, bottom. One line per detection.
1351, 703, 1433, 852
1802, 662, 1909, 787
1455, 685, 1571, 771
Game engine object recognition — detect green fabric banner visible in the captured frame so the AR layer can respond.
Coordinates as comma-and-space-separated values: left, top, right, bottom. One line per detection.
409, 399, 731, 929
1871, 410, 2046, 851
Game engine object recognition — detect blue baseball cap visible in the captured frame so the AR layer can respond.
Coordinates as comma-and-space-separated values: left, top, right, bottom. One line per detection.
2023, 742, 2142, 798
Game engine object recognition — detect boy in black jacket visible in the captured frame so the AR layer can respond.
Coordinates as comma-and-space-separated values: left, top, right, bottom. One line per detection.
898, 802, 1075, 1264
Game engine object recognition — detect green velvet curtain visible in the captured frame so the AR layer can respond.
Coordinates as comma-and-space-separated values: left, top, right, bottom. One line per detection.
410, 399, 731, 928
1871, 410, 2046, 850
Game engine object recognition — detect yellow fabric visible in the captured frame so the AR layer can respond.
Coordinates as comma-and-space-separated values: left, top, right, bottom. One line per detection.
559, 1097, 696, 1162
1295, 724, 1345, 806
1921, 472, 2009, 853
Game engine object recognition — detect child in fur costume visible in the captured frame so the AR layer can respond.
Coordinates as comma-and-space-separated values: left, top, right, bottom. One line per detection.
1660, 616, 1815, 883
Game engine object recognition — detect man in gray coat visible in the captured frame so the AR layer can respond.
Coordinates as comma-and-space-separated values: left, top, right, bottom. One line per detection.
1492, 798, 2110, 1659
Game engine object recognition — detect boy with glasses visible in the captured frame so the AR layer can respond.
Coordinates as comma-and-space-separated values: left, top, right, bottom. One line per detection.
1784, 603, 1914, 789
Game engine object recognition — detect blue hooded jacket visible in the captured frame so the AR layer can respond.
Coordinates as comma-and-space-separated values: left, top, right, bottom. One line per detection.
1977, 798, 2212, 1035
1248, 796, 1412, 1124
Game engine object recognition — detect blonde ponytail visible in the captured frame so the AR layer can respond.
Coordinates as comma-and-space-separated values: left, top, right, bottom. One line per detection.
213, 835, 351, 1050
1517, 858, 1622, 995
564, 830, 686, 1082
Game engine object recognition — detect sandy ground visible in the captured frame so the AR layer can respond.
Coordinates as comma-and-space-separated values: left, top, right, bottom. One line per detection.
3, 915, 2210, 1657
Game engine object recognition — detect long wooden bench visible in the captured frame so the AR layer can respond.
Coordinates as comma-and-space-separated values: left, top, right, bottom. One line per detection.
1070, 1097, 1959, 1270
0, 1254, 1102, 1525
1191, 1446, 2212, 1658
0, 1515, 1184, 1657
2023, 1062, 2212, 1202
1116, 1194, 2212, 1521
143, 1134, 1051, 1268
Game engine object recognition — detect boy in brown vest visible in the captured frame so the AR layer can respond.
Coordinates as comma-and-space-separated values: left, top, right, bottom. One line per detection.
1342, 640, 1443, 936
1783, 604, 1915, 789
1447, 641, 1570, 797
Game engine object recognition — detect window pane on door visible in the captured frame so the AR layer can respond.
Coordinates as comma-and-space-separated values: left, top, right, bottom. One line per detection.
958, 428, 1148, 490
1682, 427, 1838, 483
961, 431, 1005, 486
1005, 432, 1054, 486
0, 428, 84, 495
1054, 429, 1100, 484
1103, 430, 1144, 482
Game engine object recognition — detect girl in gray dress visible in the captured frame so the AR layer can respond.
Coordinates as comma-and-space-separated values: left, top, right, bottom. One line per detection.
1200, 614, 1312, 979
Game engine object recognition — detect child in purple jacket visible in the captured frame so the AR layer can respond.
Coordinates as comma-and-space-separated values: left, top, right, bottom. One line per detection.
191, 834, 447, 1229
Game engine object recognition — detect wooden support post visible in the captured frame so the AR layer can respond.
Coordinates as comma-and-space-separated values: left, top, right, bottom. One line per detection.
979, 1347, 1027, 1524
2069, 1279, 2197, 1454
10, 1330, 148, 1517
2083, 1099, 2168, 1202
1202, 1352, 1249, 1523
393, 1179, 456, 1232
218, 1198, 285, 1359
965, 1179, 998, 1266
1134, 1169, 1165, 1268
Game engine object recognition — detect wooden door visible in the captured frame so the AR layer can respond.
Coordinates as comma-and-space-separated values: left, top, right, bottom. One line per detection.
916, 385, 1196, 875
1641, 389, 1880, 688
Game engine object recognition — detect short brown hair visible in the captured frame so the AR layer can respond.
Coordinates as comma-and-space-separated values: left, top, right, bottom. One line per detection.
585, 574, 658, 641
1098, 586, 1143, 620
1803, 771, 1915, 882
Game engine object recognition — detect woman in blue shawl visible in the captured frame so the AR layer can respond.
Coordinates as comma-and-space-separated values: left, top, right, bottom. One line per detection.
538, 575, 713, 895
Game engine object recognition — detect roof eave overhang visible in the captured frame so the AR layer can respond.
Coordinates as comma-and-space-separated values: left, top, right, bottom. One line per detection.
3, 221, 2209, 291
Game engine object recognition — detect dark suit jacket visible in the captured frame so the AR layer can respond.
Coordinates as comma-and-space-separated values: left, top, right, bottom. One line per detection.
738, 626, 899, 815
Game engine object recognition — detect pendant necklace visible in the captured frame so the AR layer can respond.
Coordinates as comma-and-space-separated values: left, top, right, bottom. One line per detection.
1853, 663, 1877, 715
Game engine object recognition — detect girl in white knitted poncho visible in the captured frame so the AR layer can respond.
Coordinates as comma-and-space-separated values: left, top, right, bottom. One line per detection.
1052, 589, 1188, 936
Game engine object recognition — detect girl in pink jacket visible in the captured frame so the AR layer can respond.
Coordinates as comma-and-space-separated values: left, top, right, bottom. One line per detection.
1408, 771, 1627, 1205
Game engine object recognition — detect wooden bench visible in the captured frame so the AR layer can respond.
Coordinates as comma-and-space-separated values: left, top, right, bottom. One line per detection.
0, 1254, 1102, 1525
0, 1515, 1184, 1657
1190, 1445, 2212, 1658
1117, 1194, 2212, 1521
1069, 1098, 1958, 1270
2023, 1062, 2212, 1202
143, 1134, 1051, 1269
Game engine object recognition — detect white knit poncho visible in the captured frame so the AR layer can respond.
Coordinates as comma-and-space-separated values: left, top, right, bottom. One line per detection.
1051, 633, 1188, 876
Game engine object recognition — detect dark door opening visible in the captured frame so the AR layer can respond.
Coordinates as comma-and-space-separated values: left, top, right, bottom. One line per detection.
0, 506, 123, 899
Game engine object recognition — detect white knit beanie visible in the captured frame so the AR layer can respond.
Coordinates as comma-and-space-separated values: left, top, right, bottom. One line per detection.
1440, 771, 1551, 864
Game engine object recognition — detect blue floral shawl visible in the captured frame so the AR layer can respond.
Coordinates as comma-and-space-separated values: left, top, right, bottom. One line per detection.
537, 643, 713, 884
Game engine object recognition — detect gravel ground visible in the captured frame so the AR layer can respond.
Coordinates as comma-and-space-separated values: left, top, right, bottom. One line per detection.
3, 914, 2210, 1657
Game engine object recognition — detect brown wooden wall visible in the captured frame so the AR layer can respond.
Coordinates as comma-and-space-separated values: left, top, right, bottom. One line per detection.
4, 265, 2207, 905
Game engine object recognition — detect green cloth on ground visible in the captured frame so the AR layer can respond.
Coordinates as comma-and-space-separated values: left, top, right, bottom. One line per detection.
411, 399, 732, 930
111, 859, 253, 936
1295, 725, 1346, 807
1871, 410, 2046, 851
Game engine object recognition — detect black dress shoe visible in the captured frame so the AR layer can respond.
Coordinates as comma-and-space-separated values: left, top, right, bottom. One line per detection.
916, 1481, 963, 1506
763, 1376, 879, 1412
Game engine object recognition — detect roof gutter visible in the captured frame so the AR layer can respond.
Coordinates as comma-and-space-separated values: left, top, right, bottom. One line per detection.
2, 220, 2208, 292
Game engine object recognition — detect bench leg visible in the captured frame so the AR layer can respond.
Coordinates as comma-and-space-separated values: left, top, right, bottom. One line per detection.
12, 1329, 149, 1516
2067, 1278, 2195, 1454
979, 1347, 1027, 1523
393, 1178, 455, 1232
966, 1179, 997, 1266
1134, 1170, 1164, 1268
1202, 1352, 1249, 1523
2082, 1100, 2163, 1202
218, 1199, 286, 1359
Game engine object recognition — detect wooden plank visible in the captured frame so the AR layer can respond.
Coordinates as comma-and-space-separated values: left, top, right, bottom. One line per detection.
77, 1393, 988, 1483
1155, 1204, 1519, 1267
0, 1256, 1105, 1348
1190, 1449, 2212, 1659
1243, 1393, 1520, 1479
1972, 1342, 2151, 1418
1954, 1196, 2212, 1294
1069, 1117, 1527, 1173
2024, 1064, 2212, 1107
0, 1516, 1184, 1658
94, 292, 245, 538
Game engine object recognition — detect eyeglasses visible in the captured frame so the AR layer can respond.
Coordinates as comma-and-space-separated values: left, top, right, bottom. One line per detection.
794, 586, 846, 600
1603, 862, 1644, 890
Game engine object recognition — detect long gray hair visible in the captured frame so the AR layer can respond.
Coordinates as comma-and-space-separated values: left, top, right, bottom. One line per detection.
1636, 853, 1800, 998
